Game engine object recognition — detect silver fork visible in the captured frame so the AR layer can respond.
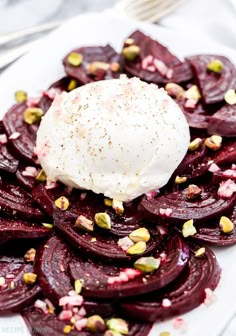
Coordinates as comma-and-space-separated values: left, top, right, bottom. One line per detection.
0, 0, 185, 70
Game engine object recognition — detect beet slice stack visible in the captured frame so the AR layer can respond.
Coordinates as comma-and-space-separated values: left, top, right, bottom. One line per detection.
120, 242, 221, 322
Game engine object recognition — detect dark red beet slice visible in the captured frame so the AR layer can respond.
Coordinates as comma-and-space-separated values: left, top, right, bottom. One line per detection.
192, 206, 236, 246
33, 183, 144, 237
140, 185, 236, 223
22, 305, 152, 336
2, 103, 38, 164
208, 104, 236, 137
34, 236, 114, 316
0, 182, 45, 222
120, 242, 221, 322
186, 55, 236, 105
69, 234, 189, 299
123, 30, 192, 84
54, 207, 161, 262
39, 77, 78, 113
0, 217, 51, 240
0, 140, 19, 174
34, 235, 73, 305
63, 45, 121, 85
0, 249, 40, 313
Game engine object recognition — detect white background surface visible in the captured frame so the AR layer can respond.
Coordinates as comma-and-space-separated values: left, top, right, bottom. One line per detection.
0, 12, 236, 336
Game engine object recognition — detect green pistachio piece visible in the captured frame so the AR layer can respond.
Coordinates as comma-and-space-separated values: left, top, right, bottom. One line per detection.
126, 241, 147, 255
24, 248, 36, 263
207, 59, 224, 73
23, 107, 44, 125
36, 169, 47, 182
224, 89, 236, 105
182, 219, 197, 238
23, 272, 37, 285
107, 318, 129, 335
54, 196, 70, 211
219, 216, 234, 234
67, 79, 77, 91
134, 256, 161, 273
129, 228, 150, 243
195, 247, 206, 257
75, 215, 94, 232
67, 52, 83, 66
94, 212, 111, 229
188, 138, 202, 151
122, 45, 140, 61
185, 85, 201, 101
86, 315, 106, 333
74, 279, 83, 294
42, 223, 54, 229
15, 90, 28, 103
175, 176, 187, 184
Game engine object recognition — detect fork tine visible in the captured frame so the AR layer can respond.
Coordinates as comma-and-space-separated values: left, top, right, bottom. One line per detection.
127, 0, 167, 17
131, 0, 185, 21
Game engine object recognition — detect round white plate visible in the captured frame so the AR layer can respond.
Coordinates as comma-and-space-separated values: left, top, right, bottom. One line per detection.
0, 11, 235, 336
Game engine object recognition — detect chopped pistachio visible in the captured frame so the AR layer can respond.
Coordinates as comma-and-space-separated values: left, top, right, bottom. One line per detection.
110, 62, 120, 72
183, 184, 202, 200
134, 256, 160, 273
23, 107, 44, 125
185, 85, 201, 101
0, 277, 5, 286
9, 281, 15, 289
15, 90, 28, 103
107, 318, 128, 335
122, 45, 140, 61
175, 176, 187, 184
67, 52, 83, 67
87, 61, 110, 74
165, 83, 185, 98
86, 315, 106, 333
23, 272, 37, 285
188, 138, 202, 151
67, 79, 77, 91
207, 59, 224, 73
124, 38, 135, 46
54, 196, 70, 211
36, 169, 47, 182
205, 135, 222, 151
91, 237, 97, 242
195, 247, 206, 257
74, 279, 83, 294
63, 325, 73, 334
219, 216, 234, 234
159, 332, 171, 336
224, 89, 236, 105
112, 199, 124, 214
129, 228, 150, 243
75, 215, 94, 232
104, 198, 113, 207
182, 219, 197, 238
42, 223, 54, 229
24, 248, 36, 263
95, 212, 111, 229
126, 241, 147, 255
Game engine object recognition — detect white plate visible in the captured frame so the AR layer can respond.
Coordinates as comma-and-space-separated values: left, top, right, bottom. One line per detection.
0, 11, 235, 336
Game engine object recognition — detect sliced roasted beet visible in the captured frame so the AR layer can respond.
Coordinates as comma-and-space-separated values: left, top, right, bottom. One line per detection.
69, 234, 189, 299
186, 55, 236, 105
208, 104, 236, 137
123, 30, 192, 84
22, 305, 152, 336
39, 77, 78, 113
54, 207, 161, 262
173, 141, 206, 178
16, 164, 37, 191
63, 45, 121, 85
0, 182, 45, 221
0, 217, 52, 240
2, 103, 38, 164
0, 140, 19, 174
33, 184, 144, 237
34, 236, 73, 305
140, 185, 236, 223
192, 206, 236, 246
0, 250, 40, 313
120, 242, 221, 322
212, 167, 236, 184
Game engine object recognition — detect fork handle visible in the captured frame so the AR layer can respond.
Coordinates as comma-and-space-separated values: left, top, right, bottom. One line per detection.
0, 20, 64, 47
